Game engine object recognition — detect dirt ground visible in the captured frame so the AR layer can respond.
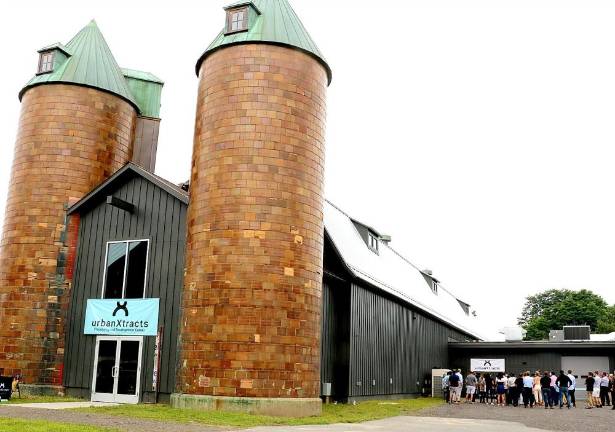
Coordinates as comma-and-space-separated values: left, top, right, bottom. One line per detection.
0, 405, 226, 432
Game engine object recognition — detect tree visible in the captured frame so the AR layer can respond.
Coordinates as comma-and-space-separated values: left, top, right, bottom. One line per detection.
518, 289, 608, 340
597, 305, 615, 334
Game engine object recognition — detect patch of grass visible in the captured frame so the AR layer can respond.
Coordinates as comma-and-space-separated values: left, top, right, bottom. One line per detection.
0, 418, 116, 432
78, 397, 443, 427
4, 395, 84, 404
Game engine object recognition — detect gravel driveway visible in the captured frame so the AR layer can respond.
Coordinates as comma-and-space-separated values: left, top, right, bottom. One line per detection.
416, 402, 614, 432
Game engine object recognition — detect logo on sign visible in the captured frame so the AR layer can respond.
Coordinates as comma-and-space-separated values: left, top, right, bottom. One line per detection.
113, 301, 129, 317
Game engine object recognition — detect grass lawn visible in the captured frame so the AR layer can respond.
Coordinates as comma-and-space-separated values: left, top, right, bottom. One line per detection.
0, 418, 115, 432
4, 395, 84, 404
78, 397, 443, 428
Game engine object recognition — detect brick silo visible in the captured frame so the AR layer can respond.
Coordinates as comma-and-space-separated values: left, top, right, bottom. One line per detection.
176, 0, 332, 416
0, 21, 140, 390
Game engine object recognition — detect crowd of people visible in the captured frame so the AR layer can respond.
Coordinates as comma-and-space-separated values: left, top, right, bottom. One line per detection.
442, 369, 615, 410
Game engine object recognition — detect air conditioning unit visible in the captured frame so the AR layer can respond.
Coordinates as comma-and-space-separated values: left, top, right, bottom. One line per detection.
563, 325, 591, 341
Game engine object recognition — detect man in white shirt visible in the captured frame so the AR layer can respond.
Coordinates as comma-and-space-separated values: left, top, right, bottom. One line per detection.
566, 370, 576, 407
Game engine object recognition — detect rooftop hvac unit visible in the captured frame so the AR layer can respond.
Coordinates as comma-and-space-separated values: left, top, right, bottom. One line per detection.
549, 330, 564, 342
563, 325, 591, 341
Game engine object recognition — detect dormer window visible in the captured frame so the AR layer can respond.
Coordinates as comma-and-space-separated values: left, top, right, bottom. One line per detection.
368, 232, 379, 253
226, 7, 248, 34
431, 280, 439, 295
38, 51, 54, 74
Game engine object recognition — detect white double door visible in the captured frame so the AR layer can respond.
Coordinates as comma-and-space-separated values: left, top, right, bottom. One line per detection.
92, 336, 143, 404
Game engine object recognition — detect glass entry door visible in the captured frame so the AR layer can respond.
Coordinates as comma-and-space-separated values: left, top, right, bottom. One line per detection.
92, 336, 142, 404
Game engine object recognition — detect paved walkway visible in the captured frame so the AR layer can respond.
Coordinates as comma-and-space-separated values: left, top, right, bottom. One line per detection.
416, 402, 615, 432
241, 416, 546, 432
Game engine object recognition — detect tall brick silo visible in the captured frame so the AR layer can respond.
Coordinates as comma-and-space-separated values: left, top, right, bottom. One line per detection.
176, 0, 331, 416
0, 21, 162, 390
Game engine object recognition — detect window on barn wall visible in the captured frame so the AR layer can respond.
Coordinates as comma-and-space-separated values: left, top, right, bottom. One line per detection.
103, 240, 149, 299
226, 7, 249, 34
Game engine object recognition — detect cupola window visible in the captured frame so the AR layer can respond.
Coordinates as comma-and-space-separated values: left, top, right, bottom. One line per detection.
226, 7, 248, 33
38, 51, 54, 74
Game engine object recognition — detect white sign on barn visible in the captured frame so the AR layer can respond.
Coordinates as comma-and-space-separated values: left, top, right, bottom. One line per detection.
471, 359, 506, 372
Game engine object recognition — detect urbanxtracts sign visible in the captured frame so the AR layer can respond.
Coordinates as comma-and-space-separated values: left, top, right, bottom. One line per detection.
470, 358, 506, 373
84, 298, 159, 336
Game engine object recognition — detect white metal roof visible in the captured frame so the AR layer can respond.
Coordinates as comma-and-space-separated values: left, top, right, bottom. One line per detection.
323, 200, 488, 341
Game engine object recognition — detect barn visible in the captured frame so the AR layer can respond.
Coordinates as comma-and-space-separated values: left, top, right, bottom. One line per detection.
59, 163, 484, 404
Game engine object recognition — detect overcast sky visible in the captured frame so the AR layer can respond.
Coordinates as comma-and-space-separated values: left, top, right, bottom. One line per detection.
2, 0, 615, 336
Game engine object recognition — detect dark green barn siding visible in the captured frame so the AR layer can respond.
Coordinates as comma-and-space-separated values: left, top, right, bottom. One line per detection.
63, 176, 187, 400
348, 283, 470, 399
320, 278, 350, 400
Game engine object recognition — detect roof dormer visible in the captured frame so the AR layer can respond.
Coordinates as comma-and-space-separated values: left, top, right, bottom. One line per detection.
36, 43, 71, 75
224, 1, 261, 35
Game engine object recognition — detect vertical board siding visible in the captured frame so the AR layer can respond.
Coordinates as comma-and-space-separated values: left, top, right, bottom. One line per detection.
63, 176, 187, 399
348, 283, 469, 398
320, 279, 350, 399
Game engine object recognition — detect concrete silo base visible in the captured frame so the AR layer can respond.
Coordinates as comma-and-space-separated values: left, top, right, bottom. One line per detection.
170, 394, 322, 417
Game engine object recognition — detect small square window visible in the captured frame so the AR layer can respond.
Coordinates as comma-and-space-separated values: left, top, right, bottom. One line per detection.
226, 7, 249, 34
38, 51, 54, 74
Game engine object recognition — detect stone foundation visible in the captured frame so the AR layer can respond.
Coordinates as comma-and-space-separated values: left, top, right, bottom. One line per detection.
18, 384, 64, 397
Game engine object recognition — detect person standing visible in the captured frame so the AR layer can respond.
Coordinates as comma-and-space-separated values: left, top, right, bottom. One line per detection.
449, 370, 461, 404
566, 370, 576, 408
540, 372, 552, 409
550, 371, 559, 409
600, 372, 611, 407
556, 370, 571, 409
610, 373, 615, 411
514, 374, 524, 407
586, 372, 595, 409
496, 372, 507, 407
507, 373, 517, 406
442, 371, 451, 403
465, 371, 477, 403
485, 373, 496, 406
522, 372, 534, 408
533, 371, 542, 407
478, 373, 487, 404
593, 371, 602, 408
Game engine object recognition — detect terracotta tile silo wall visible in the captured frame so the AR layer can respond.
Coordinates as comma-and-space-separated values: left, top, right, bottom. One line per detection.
0, 84, 136, 385
180, 44, 328, 398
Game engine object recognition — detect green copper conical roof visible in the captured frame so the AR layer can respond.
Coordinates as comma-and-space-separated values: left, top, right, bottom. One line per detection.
196, 0, 332, 84
20, 20, 139, 111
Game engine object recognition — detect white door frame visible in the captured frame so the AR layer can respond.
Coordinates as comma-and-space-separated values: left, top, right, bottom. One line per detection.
92, 336, 143, 404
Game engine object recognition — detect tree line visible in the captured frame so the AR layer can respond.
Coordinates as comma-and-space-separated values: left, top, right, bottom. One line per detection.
518, 289, 615, 340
